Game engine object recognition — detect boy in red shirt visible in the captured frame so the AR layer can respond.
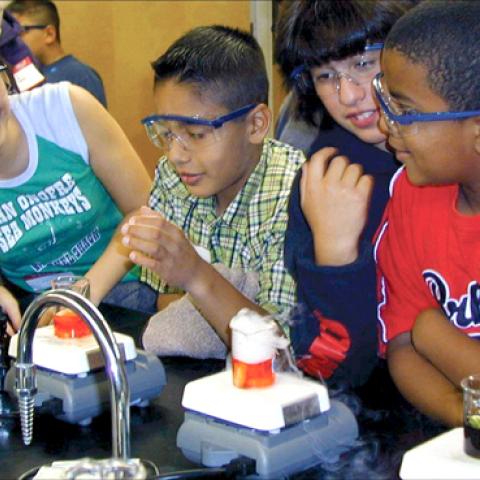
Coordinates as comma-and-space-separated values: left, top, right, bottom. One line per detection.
373, 0, 480, 427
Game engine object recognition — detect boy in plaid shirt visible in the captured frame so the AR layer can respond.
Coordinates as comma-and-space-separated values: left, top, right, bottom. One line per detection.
121, 26, 304, 356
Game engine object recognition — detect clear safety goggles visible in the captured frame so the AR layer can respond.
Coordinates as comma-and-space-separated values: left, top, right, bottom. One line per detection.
141, 103, 257, 151
290, 43, 383, 97
19, 24, 48, 34
373, 72, 480, 137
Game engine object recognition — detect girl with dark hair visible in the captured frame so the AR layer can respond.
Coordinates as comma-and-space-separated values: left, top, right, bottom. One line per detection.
275, 0, 417, 388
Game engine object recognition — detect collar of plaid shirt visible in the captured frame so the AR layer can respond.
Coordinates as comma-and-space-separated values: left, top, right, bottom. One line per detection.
156, 140, 273, 230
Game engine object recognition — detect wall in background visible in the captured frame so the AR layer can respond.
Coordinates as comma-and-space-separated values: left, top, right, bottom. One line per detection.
56, 1, 252, 175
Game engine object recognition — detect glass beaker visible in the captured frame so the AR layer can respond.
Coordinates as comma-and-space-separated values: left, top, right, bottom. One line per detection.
51, 275, 91, 338
461, 373, 480, 458
230, 308, 288, 389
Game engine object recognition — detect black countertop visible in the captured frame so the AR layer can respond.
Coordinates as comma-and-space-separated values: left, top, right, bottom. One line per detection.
0, 303, 447, 479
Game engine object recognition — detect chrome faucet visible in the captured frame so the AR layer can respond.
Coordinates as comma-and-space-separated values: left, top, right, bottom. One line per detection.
14, 289, 131, 459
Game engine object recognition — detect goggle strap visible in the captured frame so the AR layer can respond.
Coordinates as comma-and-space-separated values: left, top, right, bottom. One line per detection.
141, 103, 256, 129
290, 65, 306, 81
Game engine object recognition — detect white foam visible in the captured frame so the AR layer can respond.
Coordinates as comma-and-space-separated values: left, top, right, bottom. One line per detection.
230, 308, 289, 364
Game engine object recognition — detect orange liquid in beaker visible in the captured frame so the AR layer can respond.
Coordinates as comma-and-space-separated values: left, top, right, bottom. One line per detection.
53, 309, 91, 338
232, 357, 275, 388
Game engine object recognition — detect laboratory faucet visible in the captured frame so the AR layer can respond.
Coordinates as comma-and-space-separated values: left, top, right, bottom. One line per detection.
14, 289, 131, 459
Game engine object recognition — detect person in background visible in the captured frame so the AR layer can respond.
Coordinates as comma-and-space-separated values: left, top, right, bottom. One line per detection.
0, 4, 44, 92
121, 25, 305, 358
374, 0, 480, 427
274, 90, 319, 155
7, 0, 106, 107
274, 0, 416, 388
273, 0, 319, 154
0, 64, 152, 336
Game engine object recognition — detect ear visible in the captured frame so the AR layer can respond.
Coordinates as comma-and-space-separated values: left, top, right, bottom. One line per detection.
43, 25, 58, 46
246, 103, 272, 144
474, 117, 480, 156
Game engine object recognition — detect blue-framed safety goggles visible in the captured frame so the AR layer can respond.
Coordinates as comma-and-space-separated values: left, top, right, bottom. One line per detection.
290, 42, 384, 86
373, 72, 480, 136
141, 103, 257, 151
141, 103, 257, 130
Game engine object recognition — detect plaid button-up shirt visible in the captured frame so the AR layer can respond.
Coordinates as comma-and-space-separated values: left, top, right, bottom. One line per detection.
141, 138, 305, 318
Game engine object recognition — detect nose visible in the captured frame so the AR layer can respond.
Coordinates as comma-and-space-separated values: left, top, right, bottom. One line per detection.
378, 112, 389, 136
377, 112, 404, 139
167, 135, 190, 166
337, 75, 366, 106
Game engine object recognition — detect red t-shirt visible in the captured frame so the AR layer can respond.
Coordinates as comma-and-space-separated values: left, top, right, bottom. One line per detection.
375, 169, 480, 357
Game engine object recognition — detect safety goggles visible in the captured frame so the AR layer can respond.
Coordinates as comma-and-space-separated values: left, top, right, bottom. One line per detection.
20, 24, 48, 33
141, 103, 257, 151
291, 43, 383, 97
373, 72, 480, 137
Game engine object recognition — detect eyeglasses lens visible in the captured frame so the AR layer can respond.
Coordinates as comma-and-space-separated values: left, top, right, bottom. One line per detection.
376, 77, 418, 137
299, 50, 381, 97
145, 121, 218, 151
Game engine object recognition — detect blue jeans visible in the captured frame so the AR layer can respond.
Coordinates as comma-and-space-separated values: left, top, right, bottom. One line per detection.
102, 281, 157, 314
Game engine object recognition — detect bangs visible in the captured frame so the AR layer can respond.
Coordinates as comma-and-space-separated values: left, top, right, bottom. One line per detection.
300, 12, 384, 67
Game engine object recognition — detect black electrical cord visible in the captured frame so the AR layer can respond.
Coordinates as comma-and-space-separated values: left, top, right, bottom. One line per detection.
151, 467, 227, 479
149, 457, 256, 480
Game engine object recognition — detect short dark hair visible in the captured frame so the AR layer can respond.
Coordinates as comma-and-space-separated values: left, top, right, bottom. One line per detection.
7, 0, 61, 43
152, 25, 269, 111
274, 0, 417, 126
385, 0, 480, 111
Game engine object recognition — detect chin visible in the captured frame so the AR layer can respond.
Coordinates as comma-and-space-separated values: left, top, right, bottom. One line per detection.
405, 169, 431, 187
339, 121, 385, 146
185, 185, 214, 198
356, 130, 386, 146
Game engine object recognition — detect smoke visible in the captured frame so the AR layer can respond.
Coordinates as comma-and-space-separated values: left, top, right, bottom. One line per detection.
274, 304, 447, 479
291, 376, 447, 479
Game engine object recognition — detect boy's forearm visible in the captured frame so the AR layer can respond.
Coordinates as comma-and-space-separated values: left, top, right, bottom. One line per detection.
388, 332, 463, 427
85, 235, 133, 306
157, 293, 184, 311
412, 308, 480, 386
86, 208, 147, 305
187, 262, 267, 345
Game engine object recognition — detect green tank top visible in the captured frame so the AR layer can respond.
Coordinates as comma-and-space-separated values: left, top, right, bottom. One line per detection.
0, 136, 128, 291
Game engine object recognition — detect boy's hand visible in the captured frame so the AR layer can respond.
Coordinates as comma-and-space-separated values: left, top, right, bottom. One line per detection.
121, 206, 205, 291
300, 147, 373, 266
0, 286, 22, 336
